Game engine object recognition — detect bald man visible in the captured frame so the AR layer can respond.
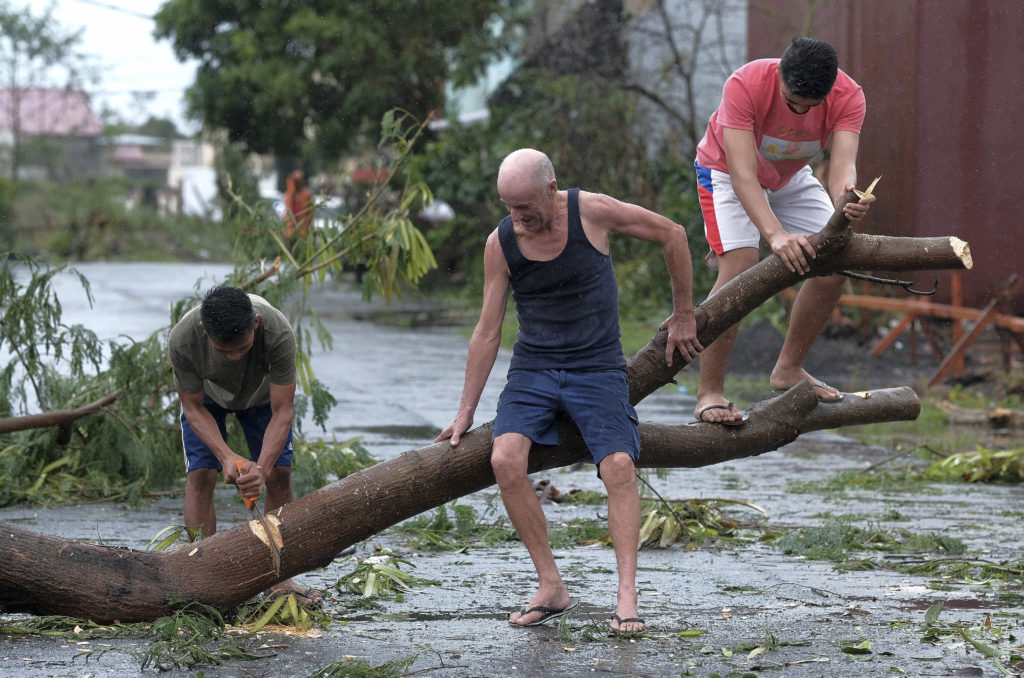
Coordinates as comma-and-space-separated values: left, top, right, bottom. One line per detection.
436, 148, 701, 633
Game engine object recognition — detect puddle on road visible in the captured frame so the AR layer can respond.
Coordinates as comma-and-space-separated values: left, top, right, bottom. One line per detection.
901, 597, 1016, 611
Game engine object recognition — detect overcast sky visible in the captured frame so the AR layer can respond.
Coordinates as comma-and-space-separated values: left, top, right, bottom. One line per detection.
24, 0, 200, 133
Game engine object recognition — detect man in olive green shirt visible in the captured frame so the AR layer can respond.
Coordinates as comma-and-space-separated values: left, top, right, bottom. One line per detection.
169, 285, 319, 605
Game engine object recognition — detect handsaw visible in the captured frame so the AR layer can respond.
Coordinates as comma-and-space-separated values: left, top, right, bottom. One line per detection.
235, 459, 282, 575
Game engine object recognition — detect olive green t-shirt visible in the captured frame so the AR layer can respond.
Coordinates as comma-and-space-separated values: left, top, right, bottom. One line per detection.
168, 295, 296, 410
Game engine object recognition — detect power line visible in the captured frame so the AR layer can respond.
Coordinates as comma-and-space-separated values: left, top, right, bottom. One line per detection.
67, 0, 153, 20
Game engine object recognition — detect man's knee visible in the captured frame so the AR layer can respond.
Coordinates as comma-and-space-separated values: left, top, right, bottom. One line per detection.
490, 435, 529, 484
185, 468, 219, 496
267, 464, 291, 486
599, 452, 637, 490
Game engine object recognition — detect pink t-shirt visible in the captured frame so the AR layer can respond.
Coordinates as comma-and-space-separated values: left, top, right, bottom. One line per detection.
696, 59, 865, 191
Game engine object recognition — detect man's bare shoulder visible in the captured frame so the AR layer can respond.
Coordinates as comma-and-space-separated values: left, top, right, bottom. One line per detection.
578, 190, 634, 226
484, 226, 503, 248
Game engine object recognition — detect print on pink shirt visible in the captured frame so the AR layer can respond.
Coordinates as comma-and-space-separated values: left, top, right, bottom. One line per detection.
759, 135, 823, 162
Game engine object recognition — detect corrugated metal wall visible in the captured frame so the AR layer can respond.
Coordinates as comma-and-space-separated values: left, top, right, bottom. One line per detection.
748, 0, 1024, 311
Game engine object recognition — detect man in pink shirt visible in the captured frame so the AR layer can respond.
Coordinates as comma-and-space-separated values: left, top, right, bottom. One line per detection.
692, 37, 876, 425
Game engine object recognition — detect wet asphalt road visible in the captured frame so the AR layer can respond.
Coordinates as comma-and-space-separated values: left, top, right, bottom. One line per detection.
1, 263, 1022, 677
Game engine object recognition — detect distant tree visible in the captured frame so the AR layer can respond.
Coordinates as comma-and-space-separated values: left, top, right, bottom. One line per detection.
135, 116, 182, 141
0, 1, 92, 184
152, 0, 523, 166
101, 115, 182, 141
411, 0, 744, 306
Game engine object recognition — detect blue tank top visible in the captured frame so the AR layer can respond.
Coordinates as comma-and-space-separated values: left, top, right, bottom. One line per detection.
498, 188, 625, 371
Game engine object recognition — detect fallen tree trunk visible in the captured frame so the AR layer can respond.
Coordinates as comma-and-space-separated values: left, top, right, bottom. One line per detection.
0, 383, 918, 622
0, 192, 965, 622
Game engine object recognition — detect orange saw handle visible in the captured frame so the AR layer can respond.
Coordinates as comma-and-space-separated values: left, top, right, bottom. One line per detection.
235, 459, 258, 510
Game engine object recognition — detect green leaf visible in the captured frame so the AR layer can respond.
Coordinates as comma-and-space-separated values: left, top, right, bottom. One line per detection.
146, 525, 188, 551
842, 639, 872, 654
249, 595, 288, 632
924, 600, 944, 624
363, 571, 378, 598
960, 629, 1002, 659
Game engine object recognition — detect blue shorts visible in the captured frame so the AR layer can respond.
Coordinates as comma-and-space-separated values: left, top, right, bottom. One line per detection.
181, 396, 294, 472
493, 368, 640, 471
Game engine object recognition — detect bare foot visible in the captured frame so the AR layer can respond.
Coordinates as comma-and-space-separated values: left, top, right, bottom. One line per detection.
267, 578, 323, 607
508, 587, 572, 627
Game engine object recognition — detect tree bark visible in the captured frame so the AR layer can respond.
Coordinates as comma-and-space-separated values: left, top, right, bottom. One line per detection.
0, 193, 968, 622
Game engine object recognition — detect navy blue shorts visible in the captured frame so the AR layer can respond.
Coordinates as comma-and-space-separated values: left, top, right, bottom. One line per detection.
493, 368, 640, 469
181, 396, 294, 472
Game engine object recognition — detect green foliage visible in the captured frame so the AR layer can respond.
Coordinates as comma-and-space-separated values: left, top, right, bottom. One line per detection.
549, 518, 611, 548
216, 143, 263, 222
308, 655, 417, 678
235, 592, 331, 632
146, 524, 201, 551
4, 178, 235, 261
141, 603, 270, 671
405, 120, 504, 292
223, 109, 440, 307
0, 176, 13, 229
1, 109, 447, 505
0, 257, 188, 505
915, 602, 1022, 675
0, 614, 150, 639
153, 0, 522, 160
0, 258, 99, 411
335, 552, 434, 600
776, 517, 965, 566
637, 499, 755, 550
407, 68, 706, 321
290, 437, 378, 498
923, 446, 1024, 483
394, 501, 514, 551
560, 489, 608, 505
787, 466, 938, 497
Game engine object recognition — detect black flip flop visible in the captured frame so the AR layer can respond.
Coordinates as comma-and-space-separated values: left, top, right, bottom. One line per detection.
611, 613, 646, 633
511, 598, 579, 627
695, 402, 749, 426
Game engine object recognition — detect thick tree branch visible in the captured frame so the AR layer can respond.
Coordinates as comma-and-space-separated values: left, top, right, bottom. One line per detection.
0, 393, 120, 434
627, 192, 971, 404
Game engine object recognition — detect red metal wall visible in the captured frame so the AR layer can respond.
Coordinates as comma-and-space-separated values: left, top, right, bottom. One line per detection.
748, 0, 1024, 311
